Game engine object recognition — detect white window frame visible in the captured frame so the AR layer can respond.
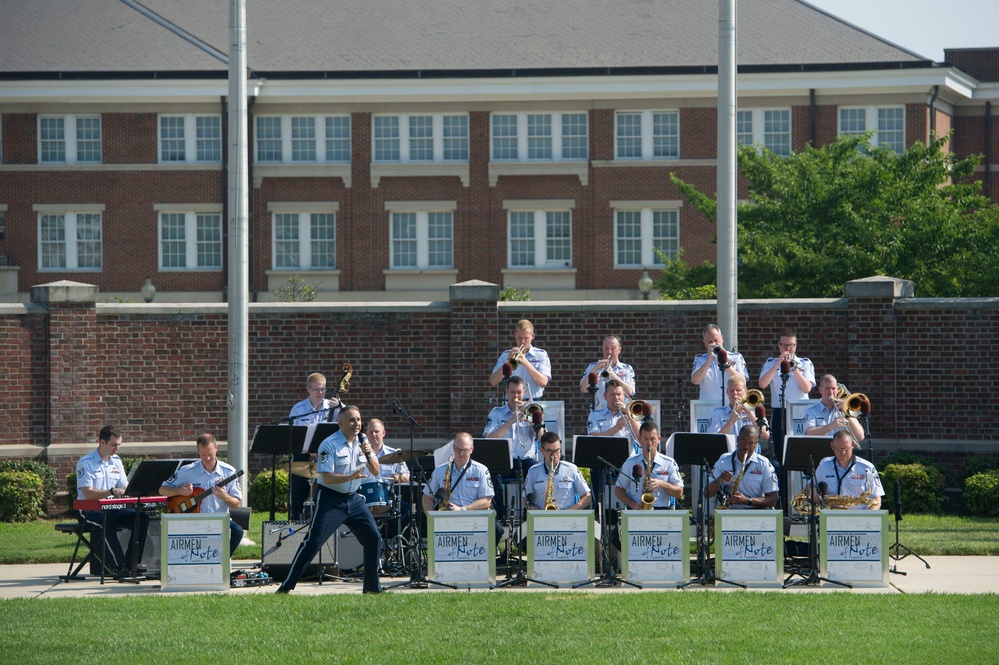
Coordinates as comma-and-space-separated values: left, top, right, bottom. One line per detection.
504, 206, 573, 269
255, 115, 352, 164
269, 208, 338, 270
838, 106, 906, 154
371, 114, 469, 164
387, 206, 455, 270
614, 110, 679, 160
158, 114, 222, 163
34, 206, 105, 271
38, 114, 102, 164
489, 112, 589, 162
155, 208, 223, 271
736, 108, 791, 157
612, 203, 682, 268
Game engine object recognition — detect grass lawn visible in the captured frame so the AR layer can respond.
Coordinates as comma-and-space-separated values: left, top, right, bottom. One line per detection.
2, 593, 999, 664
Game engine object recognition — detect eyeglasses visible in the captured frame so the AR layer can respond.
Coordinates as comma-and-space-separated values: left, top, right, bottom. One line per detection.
542, 448, 561, 454
779, 343, 797, 349
453, 447, 473, 453
309, 386, 326, 392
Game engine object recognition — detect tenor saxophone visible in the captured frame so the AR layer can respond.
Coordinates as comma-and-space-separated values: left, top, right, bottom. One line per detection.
439, 455, 453, 510
640, 447, 655, 509
717, 450, 750, 510
543, 462, 558, 510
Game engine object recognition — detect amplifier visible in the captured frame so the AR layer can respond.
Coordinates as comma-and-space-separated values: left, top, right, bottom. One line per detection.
92, 515, 162, 576
261, 520, 336, 581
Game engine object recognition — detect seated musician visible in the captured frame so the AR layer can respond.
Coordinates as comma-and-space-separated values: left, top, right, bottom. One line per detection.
587, 380, 641, 455
706, 425, 779, 509
421, 433, 504, 543
524, 432, 591, 511
804, 374, 866, 442
75, 425, 148, 577
361, 418, 410, 535
811, 430, 884, 510
484, 376, 540, 470
707, 375, 770, 449
287, 372, 340, 520
159, 433, 243, 557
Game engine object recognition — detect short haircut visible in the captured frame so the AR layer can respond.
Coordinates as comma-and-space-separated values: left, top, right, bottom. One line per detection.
307, 372, 326, 386
832, 429, 855, 446
703, 323, 721, 337
778, 328, 797, 340
820, 374, 837, 386
539, 431, 561, 446
367, 418, 385, 431
515, 319, 535, 334
727, 374, 747, 389
604, 379, 625, 392
196, 433, 217, 447
507, 376, 526, 388
98, 425, 121, 443
639, 421, 660, 437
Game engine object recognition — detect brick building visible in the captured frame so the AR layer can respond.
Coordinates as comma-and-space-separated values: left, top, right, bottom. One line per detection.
0, 0, 996, 303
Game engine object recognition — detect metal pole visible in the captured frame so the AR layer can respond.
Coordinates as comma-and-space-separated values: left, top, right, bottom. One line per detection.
716, 0, 738, 349
227, 0, 249, 500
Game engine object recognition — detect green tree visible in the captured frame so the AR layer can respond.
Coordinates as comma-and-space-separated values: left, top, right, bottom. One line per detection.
670, 133, 999, 297
274, 275, 320, 302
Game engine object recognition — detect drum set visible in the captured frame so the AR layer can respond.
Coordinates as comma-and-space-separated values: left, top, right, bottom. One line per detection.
289, 448, 422, 576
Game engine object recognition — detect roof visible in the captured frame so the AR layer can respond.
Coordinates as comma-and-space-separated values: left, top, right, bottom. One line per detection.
0, 0, 930, 78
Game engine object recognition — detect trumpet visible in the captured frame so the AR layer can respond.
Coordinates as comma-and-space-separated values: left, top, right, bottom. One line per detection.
598, 356, 614, 380
740, 389, 765, 409
508, 345, 528, 370
627, 399, 653, 422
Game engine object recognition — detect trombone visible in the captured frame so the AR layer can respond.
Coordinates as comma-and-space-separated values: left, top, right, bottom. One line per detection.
524, 403, 545, 420
740, 389, 765, 409
627, 399, 653, 422
835, 385, 871, 418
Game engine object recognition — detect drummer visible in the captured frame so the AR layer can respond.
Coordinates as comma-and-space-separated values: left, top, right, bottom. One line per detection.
361, 419, 411, 537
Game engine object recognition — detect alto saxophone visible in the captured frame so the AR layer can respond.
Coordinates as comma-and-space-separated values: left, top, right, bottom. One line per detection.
717, 450, 750, 510
439, 455, 453, 510
640, 447, 655, 509
543, 462, 558, 510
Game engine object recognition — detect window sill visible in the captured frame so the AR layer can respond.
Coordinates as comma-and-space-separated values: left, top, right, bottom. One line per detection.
383, 269, 459, 292
266, 269, 340, 294
488, 161, 588, 186
500, 268, 577, 291
253, 163, 351, 188
370, 163, 469, 188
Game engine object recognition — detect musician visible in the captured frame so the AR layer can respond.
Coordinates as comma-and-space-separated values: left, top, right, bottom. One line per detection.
276, 406, 382, 594
758, 328, 816, 459
707, 375, 770, 448
159, 433, 243, 557
691, 324, 749, 404
484, 376, 540, 467
361, 418, 410, 538
613, 422, 683, 511
524, 432, 591, 511
421, 433, 504, 543
489, 319, 551, 399
75, 425, 148, 577
587, 380, 641, 456
579, 335, 635, 409
287, 372, 341, 520
706, 425, 779, 509
812, 430, 884, 509
804, 374, 866, 442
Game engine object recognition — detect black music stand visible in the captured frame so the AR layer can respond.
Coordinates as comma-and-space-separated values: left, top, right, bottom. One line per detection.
571, 436, 633, 588
782, 436, 832, 474
251, 425, 307, 521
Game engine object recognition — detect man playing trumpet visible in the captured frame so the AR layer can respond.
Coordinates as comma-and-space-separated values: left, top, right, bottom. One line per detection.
691, 324, 749, 404
489, 319, 551, 399
707, 375, 771, 449
579, 334, 635, 409
804, 374, 866, 442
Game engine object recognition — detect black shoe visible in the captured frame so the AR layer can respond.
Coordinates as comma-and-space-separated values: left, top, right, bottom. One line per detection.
275, 586, 290, 594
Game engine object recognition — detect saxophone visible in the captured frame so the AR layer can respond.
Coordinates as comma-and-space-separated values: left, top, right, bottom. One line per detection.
543, 462, 558, 510
439, 455, 453, 510
791, 469, 878, 513
717, 451, 750, 510
640, 447, 655, 509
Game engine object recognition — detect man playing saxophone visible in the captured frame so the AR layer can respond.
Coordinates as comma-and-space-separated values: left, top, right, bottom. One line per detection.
422, 433, 504, 542
810, 430, 884, 510
523, 432, 591, 511
614, 422, 683, 511
706, 425, 779, 509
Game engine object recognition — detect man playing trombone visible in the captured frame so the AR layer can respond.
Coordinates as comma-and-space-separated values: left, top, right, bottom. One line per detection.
489, 319, 551, 399
587, 380, 642, 457
804, 374, 866, 442
579, 334, 635, 409
484, 376, 541, 468
707, 375, 771, 449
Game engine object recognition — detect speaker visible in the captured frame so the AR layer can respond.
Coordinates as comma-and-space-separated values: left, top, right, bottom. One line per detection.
261, 520, 336, 581
92, 514, 162, 576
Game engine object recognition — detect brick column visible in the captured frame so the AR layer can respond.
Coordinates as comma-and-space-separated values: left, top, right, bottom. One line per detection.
31, 280, 100, 444
449, 280, 500, 436
845, 276, 913, 443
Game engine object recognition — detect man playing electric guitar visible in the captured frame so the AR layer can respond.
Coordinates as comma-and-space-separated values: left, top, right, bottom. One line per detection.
160, 433, 244, 557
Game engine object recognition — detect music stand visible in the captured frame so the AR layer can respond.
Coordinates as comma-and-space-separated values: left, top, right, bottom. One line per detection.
783, 436, 832, 473
304, 423, 340, 453
251, 424, 307, 521
118, 460, 184, 581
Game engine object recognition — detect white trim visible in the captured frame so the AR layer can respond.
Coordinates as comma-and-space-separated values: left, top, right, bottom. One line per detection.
383, 200, 456, 212
157, 113, 222, 164
387, 209, 455, 270
503, 199, 576, 210
612, 206, 680, 268
157, 211, 223, 271
36, 210, 103, 272
271, 210, 338, 271
609, 200, 684, 208
33, 203, 106, 212
268, 201, 340, 213
153, 203, 223, 212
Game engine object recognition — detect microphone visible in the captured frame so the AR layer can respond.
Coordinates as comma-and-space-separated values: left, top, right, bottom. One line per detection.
716, 348, 729, 368
817, 481, 828, 509
531, 409, 545, 433
587, 371, 598, 388
641, 402, 653, 421
780, 359, 791, 376
358, 433, 372, 461
754, 404, 769, 429
633, 464, 644, 481
502, 362, 513, 378
894, 479, 903, 520
526, 492, 536, 507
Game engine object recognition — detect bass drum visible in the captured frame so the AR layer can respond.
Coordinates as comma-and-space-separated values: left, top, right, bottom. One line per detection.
359, 479, 391, 515
336, 528, 364, 573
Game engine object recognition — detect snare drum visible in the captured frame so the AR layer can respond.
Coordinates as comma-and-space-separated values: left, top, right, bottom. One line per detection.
359, 479, 391, 514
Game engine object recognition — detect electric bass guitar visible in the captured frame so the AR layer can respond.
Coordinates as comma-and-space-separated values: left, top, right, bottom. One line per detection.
167, 470, 244, 514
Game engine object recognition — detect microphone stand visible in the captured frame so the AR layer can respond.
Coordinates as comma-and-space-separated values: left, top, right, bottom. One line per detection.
678, 459, 744, 589
573, 456, 641, 589
492, 458, 555, 589
674, 378, 686, 434
889, 479, 930, 574
783, 456, 850, 588
384, 397, 455, 591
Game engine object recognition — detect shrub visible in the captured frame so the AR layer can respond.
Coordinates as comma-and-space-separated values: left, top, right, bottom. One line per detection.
248, 468, 289, 512
0, 470, 45, 522
961, 455, 999, 482
499, 286, 531, 301
875, 451, 944, 475
963, 471, 999, 517
0, 460, 59, 511
880, 463, 946, 514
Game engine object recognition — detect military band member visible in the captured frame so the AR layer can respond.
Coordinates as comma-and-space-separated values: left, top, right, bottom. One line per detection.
804, 374, 866, 442
422, 433, 504, 542
587, 380, 641, 456
614, 422, 684, 511
524, 432, 591, 511
707, 374, 771, 447
287, 372, 340, 520
484, 376, 540, 467
489, 319, 552, 399
706, 425, 779, 509
579, 335, 635, 409
812, 430, 884, 510
691, 324, 749, 404
361, 419, 410, 484
758, 328, 816, 459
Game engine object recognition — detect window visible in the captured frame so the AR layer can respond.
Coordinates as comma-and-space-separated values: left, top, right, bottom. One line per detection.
0, 115, 3, 163
158, 212, 222, 270
615, 111, 679, 160
490, 112, 588, 161
389, 210, 453, 269
372, 114, 468, 163
272, 212, 336, 269
255, 116, 352, 164
38, 115, 101, 164
507, 209, 572, 268
736, 109, 791, 157
37, 210, 102, 270
614, 208, 679, 267
159, 115, 222, 163
838, 106, 905, 154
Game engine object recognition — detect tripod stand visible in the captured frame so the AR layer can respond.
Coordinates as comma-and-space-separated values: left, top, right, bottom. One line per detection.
678, 459, 744, 589
889, 479, 930, 575
384, 398, 455, 591
783, 457, 851, 589
493, 458, 556, 589
573, 453, 640, 589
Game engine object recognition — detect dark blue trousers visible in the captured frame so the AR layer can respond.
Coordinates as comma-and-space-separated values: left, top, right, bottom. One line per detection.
279, 487, 382, 593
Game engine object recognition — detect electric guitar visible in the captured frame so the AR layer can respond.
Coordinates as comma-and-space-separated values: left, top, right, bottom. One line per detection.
167, 470, 244, 513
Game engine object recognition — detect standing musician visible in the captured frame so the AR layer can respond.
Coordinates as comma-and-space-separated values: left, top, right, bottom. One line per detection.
489, 319, 551, 399
579, 334, 635, 409
276, 406, 382, 594
484, 376, 540, 468
758, 328, 816, 458
804, 374, 866, 442
811, 430, 884, 510
75, 425, 148, 578
614, 422, 683, 511
524, 432, 591, 511
706, 425, 779, 509
159, 433, 243, 558
287, 372, 341, 520
587, 380, 642, 456
707, 375, 771, 449
422, 433, 504, 543
691, 324, 749, 404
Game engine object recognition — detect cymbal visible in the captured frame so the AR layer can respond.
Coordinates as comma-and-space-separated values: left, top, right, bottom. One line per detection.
290, 460, 318, 479
379, 449, 419, 465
